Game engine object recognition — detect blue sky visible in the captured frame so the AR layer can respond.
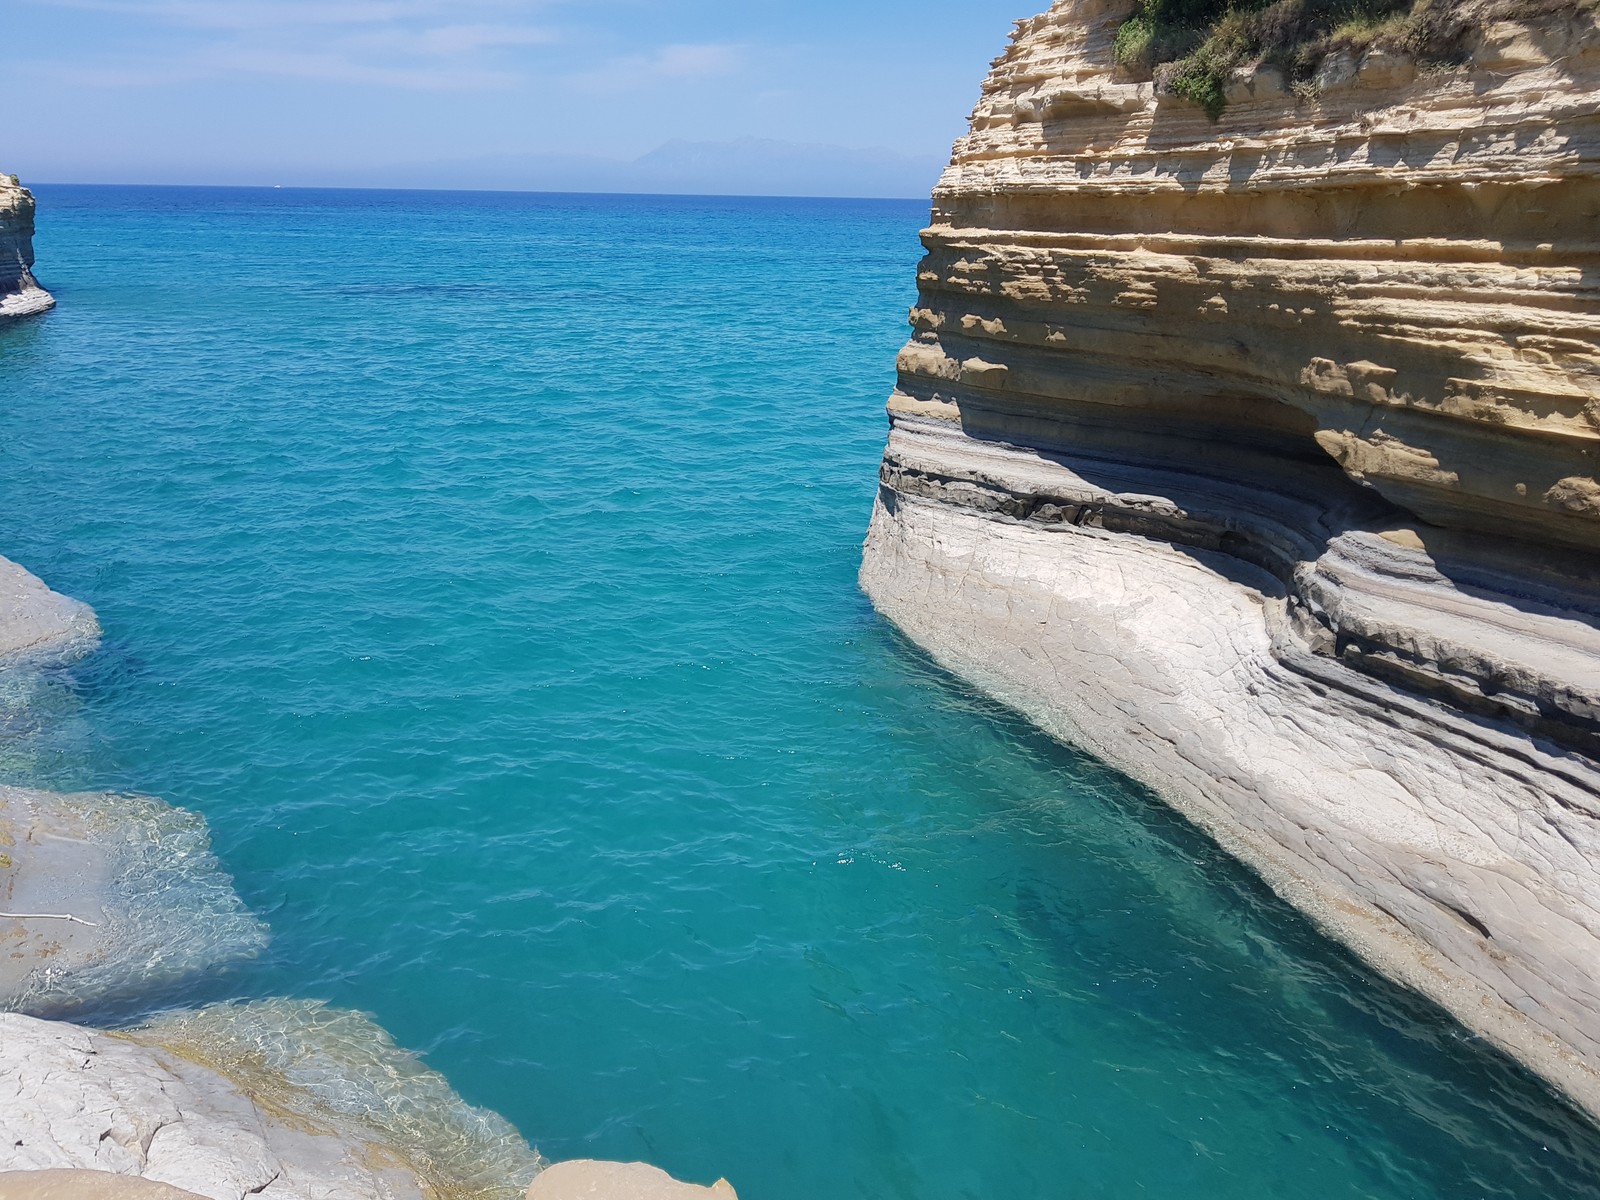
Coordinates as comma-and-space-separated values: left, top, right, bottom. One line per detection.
7, 0, 1034, 195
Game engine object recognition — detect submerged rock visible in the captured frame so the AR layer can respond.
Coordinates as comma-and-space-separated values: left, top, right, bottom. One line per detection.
0, 1002, 543, 1200
0, 176, 54, 321
0, 785, 267, 1016
863, 0, 1600, 1121
0, 558, 98, 666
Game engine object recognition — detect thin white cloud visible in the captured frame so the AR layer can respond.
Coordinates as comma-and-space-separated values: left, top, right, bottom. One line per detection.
22, 1, 748, 98
20, 0, 532, 30
21, 0, 557, 90
347, 24, 556, 56
572, 42, 743, 93
208, 46, 522, 89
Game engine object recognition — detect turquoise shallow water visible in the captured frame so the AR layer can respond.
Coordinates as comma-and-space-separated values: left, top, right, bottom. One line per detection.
3, 185, 1600, 1199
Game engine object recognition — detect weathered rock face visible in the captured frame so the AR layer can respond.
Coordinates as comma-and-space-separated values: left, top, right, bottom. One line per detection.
862, 0, 1600, 1120
0, 176, 54, 320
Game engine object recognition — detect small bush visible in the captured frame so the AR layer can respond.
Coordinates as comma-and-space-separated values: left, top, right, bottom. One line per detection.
1114, 13, 1157, 65
1167, 43, 1237, 115
1111, 0, 1476, 119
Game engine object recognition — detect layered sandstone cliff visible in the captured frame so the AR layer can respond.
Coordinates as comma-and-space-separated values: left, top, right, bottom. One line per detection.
0, 176, 53, 320
862, 0, 1600, 1119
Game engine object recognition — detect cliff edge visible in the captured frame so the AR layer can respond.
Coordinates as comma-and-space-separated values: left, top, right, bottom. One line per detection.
861, 0, 1600, 1119
0, 175, 54, 320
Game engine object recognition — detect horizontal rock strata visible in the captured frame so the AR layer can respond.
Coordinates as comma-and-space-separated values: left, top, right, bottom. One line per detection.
0, 177, 53, 321
862, 0, 1600, 1119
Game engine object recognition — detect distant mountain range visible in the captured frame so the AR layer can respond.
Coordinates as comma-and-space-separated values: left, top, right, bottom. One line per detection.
403, 137, 949, 199
28, 138, 949, 200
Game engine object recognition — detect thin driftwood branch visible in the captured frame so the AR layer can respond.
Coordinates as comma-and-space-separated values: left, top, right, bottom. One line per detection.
0, 911, 99, 928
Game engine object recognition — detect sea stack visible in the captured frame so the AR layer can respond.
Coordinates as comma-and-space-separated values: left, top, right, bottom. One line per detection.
861, 1, 1600, 1120
0, 175, 55, 320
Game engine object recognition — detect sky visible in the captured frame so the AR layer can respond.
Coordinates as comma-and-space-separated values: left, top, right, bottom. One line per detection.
5, 0, 1037, 196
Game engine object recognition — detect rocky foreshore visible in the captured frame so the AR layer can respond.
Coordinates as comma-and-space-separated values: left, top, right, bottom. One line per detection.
0, 177, 54, 321
0, 554, 734, 1195
861, 0, 1600, 1122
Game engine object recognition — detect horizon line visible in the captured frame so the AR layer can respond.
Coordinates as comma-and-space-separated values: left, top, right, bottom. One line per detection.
26, 180, 938, 204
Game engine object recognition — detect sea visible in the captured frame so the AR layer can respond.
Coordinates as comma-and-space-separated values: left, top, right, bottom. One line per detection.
2, 185, 1598, 1199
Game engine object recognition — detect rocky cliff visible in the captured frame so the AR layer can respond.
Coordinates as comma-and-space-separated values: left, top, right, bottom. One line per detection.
0, 176, 54, 320
861, 0, 1600, 1120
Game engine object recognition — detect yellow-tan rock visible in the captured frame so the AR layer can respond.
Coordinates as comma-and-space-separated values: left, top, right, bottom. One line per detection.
0, 1170, 206, 1200
527, 1161, 736, 1200
862, 0, 1600, 1121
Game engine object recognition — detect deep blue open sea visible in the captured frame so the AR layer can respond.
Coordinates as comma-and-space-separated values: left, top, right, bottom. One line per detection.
2, 185, 1599, 1199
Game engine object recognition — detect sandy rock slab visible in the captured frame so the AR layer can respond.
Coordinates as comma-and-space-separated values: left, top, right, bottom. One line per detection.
0, 1170, 205, 1199
0, 559, 98, 666
0, 1003, 543, 1200
527, 1161, 736, 1200
0, 786, 266, 1015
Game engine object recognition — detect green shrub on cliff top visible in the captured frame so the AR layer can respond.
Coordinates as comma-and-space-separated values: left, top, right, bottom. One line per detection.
1113, 0, 1474, 119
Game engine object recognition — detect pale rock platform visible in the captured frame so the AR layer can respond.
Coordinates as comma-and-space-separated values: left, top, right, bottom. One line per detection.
527, 1161, 737, 1200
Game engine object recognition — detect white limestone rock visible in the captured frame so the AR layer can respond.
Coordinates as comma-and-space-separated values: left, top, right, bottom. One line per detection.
862, 423, 1600, 1120
0, 1003, 543, 1200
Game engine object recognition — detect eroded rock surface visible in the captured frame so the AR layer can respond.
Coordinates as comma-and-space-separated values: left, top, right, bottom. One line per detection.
862, 0, 1600, 1119
0, 177, 53, 321
0, 1003, 543, 1200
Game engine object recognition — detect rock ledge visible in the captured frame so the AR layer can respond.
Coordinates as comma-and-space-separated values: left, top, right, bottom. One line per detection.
0, 176, 54, 320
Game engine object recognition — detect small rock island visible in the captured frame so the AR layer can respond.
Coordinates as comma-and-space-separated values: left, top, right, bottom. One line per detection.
0, 176, 55, 320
